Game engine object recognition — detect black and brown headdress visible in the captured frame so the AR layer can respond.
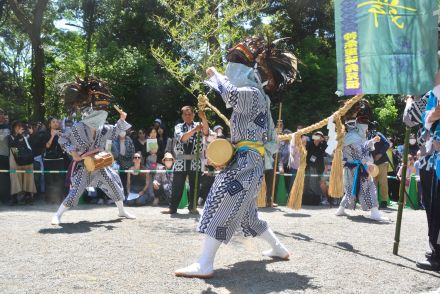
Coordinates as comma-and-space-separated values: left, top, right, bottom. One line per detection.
63, 76, 112, 113
227, 36, 299, 97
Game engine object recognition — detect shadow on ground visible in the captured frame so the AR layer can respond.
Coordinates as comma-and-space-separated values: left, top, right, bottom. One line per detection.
202, 260, 318, 293
282, 232, 440, 279
38, 219, 123, 234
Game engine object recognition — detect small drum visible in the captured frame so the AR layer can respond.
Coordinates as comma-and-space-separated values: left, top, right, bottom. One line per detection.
367, 163, 379, 178
84, 151, 114, 172
206, 139, 234, 168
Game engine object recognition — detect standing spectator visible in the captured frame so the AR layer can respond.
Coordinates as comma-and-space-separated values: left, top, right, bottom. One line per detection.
112, 129, 135, 196
157, 125, 168, 162
371, 131, 390, 209
397, 154, 416, 205
409, 133, 419, 156
153, 118, 162, 130
213, 125, 226, 139
386, 137, 401, 201
8, 121, 36, 205
29, 121, 48, 197
133, 128, 148, 162
161, 106, 208, 214
0, 109, 10, 204
303, 131, 327, 205
126, 152, 152, 206
289, 134, 307, 187
153, 152, 175, 205
278, 129, 293, 195
44, 117, 68, 204
198, 129, 217, 206
146, 126, 160, 169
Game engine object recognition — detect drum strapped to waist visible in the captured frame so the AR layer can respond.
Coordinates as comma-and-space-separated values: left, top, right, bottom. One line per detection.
367, 163, 379, 178
84, 151, 114, 172
206, 139, 264, 168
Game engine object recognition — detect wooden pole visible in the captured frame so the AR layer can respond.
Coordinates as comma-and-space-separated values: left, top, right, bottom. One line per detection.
271, 102, 283, 205
193, 130, 201, 211
393, 126, 411, 255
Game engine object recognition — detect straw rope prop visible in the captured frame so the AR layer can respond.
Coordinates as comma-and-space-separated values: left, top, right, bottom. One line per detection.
279, 94, 364, 209
327, 113, 345, 198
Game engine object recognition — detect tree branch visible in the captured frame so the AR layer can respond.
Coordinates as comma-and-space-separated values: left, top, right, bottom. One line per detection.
6, 0, 32, 35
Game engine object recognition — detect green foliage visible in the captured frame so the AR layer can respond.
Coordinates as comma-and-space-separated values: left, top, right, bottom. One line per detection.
151, 0, 268, 95
0, 0, 417, 142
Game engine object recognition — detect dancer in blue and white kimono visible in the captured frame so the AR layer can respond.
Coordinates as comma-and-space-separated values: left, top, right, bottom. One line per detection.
175, 37, 298, 278
51, 77, 135, 225
335, 100, 388, 221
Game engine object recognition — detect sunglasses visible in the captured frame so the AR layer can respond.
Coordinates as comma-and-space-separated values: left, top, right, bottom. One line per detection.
133, 156, 142, 159
163, 159, 173, 162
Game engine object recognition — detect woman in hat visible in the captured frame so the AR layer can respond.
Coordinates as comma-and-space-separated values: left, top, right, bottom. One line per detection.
152, 152, 175, 205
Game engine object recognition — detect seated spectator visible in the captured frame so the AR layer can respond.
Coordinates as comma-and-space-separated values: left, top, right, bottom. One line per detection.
112, 129, 135, 196
126, 152, 152, 206
153, 152, 175, 205
8, 121, 37, 205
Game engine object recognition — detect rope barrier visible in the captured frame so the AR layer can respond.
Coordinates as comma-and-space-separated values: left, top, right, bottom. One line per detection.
0, 169, 401, 179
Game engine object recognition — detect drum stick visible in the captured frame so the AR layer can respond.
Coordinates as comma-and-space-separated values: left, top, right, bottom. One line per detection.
113, 105, 124, 114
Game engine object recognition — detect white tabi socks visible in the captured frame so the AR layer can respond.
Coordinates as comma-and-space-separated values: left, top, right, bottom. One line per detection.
335, 206, 348, 216
115, 200, 136, 219
51, 204, 70, 225
369, 207, 389, 222
175, 235, 221, 279
260, 228, 290, 260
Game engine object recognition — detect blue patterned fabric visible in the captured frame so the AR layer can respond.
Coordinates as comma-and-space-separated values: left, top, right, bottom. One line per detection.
59, 118, 131, 207
340, 132, 378, 211
198, 70, 271, 243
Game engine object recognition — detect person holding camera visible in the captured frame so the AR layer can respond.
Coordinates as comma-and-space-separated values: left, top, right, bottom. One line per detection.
303, 131, 328, 205
44, 117, 69, 204
8, 121, 37, 205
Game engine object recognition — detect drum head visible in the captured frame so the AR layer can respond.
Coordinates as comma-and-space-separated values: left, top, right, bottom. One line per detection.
368, 164, 379, 178
84, 156, 95, 172
207, 139, 234, 167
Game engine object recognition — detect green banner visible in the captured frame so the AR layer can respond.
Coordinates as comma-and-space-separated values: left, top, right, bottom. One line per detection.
335, 0, 438, 95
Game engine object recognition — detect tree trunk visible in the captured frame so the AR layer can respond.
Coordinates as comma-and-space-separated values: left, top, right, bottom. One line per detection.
31, 36, 45, 121
7, 0, 49, 121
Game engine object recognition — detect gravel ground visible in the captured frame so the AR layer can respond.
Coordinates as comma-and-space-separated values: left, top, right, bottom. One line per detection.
0, 202, 439, 294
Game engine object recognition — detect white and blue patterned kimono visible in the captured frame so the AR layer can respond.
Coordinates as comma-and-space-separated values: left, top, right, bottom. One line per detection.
59, 118, 131, 207
197, 69, 271, 244
339, 131, 378, 210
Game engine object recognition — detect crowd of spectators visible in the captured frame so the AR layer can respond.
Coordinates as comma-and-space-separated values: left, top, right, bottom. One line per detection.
0, 106, 424, 211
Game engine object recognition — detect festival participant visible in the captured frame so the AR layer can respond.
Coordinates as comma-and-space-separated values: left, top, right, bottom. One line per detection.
161, 106, 208, 214
51, 77, 135, 225
417, 61, 440, 271
175, 36, 298, 278
335, 100, 388, 221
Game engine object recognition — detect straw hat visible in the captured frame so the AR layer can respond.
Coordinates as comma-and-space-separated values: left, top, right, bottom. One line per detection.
162, 152, 175, 162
